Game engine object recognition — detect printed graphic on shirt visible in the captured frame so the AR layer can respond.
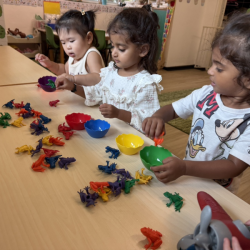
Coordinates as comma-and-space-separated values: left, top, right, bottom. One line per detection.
187, 118, 206, 158
196, 90, 219, 118
213, 113, 250, 160
213, 114, 250, 188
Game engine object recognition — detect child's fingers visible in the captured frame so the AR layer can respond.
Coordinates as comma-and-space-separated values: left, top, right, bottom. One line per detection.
232, 237, 242, 250
55, 78, 63, 88
142, 118, 148, 133
155, 123, 164, 138
245, 220, 250, 226
148, 120, 159, 139
143, 119, 153, 137
223, 238, 231, 250
99, 103, 108, 110
150, 165, 167, 173
56, 82, 64, 90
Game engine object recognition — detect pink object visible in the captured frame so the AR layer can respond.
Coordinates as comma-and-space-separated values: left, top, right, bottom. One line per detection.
65, 113, 91, 130
49, 100, 60, 107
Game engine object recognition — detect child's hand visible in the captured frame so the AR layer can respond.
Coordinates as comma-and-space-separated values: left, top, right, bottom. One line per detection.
223, 237, 242, 250
223, 220, 250, 250
55, 73, 75, 91
35, 53, 52, 68
150, 157, 186, 183
142, 116, 165, 139
99, 104, 119, 118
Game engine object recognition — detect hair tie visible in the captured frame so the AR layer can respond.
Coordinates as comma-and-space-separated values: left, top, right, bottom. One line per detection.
81, 10, 85, 16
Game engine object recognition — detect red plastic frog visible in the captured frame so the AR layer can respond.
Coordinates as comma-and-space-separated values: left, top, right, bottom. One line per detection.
58, 122, 72, 132
153, 132, 165, 146
13, 101, 24, 109
141, 227, 162, 250
42, 148, 60, 157
62, 131, 75, 140
49, 100, 60, 107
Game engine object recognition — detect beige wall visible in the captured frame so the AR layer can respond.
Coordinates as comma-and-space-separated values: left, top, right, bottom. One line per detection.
3, 4, 116, 35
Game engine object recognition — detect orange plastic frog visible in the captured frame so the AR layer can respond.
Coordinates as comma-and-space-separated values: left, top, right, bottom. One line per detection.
31, 154, 50, 172
153, 132, 165, 146
141, 227, 162, 250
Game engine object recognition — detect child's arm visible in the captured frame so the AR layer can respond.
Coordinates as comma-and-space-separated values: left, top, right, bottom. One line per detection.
142, 104, 179, 139
55, 75, 85, 99
150, 154, 248, 184
72, 52, 103, 86
99, 104, 131, 123
35, 53, 66, 75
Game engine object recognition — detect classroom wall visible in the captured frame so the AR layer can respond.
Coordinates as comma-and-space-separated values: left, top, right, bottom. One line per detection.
163, 0, 226, 67
3, 4, 116, 35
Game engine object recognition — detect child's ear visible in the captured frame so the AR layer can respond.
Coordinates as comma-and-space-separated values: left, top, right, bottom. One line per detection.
139, 44, 150, 58
86, 31, 94, 45
243, 77, 250, 90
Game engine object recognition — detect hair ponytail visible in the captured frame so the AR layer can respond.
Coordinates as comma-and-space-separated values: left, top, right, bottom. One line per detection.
85, 11, 98, 48
55, 9, 98, 48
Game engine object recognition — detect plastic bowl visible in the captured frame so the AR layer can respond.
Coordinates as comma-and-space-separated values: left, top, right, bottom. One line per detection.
115, 134, 144, 155
140, 146, 172, 172
85, 119, 110, 138
65, 113, 91, 130
38, 76, 57, 92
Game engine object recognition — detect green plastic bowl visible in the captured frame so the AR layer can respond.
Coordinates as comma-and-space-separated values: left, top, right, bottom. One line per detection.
140, 146, 172, 172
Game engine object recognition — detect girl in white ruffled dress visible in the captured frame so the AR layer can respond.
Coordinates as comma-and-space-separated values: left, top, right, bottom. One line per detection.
56, 5, 163, 132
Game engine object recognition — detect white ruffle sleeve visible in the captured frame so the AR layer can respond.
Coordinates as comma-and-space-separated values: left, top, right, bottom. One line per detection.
83, 63, 113, 106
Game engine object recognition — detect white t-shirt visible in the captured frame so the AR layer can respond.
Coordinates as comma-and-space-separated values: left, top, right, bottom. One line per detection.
83, 61, 163, 132
68, 47, 104, 76
172, 85, 250, 193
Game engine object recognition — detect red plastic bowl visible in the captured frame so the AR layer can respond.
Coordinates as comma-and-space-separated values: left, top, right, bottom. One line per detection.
65, 113, 91, 130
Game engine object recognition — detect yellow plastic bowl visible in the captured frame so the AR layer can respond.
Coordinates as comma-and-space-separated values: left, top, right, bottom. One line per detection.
115, 134, 144, 155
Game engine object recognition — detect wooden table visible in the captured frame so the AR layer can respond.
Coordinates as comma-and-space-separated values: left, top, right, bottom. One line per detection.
0, 84, 250, 250
0, 46, 55, 86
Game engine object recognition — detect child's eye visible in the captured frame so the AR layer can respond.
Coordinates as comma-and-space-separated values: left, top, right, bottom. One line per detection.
70, 40, 75, 43
216, 68, 223, 73
119, 49, 125, 52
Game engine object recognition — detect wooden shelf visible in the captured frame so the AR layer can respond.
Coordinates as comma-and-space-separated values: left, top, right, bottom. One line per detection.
7, 34, 41, 44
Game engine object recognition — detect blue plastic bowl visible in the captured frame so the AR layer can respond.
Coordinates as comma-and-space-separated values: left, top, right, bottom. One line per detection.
85, 119, 110, 138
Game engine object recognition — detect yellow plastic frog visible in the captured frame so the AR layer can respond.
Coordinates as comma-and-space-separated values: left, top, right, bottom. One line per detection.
98, 187, 112, 202
15, 145, 35, 155
135, 168, 153, 184
42, 135, 53, 146
11, 117, 26, 127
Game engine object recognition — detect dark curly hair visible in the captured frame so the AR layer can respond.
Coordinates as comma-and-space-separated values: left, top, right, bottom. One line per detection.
212, 12, 250, 104
107, 5, 159, 74
55, 10, 98, 48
